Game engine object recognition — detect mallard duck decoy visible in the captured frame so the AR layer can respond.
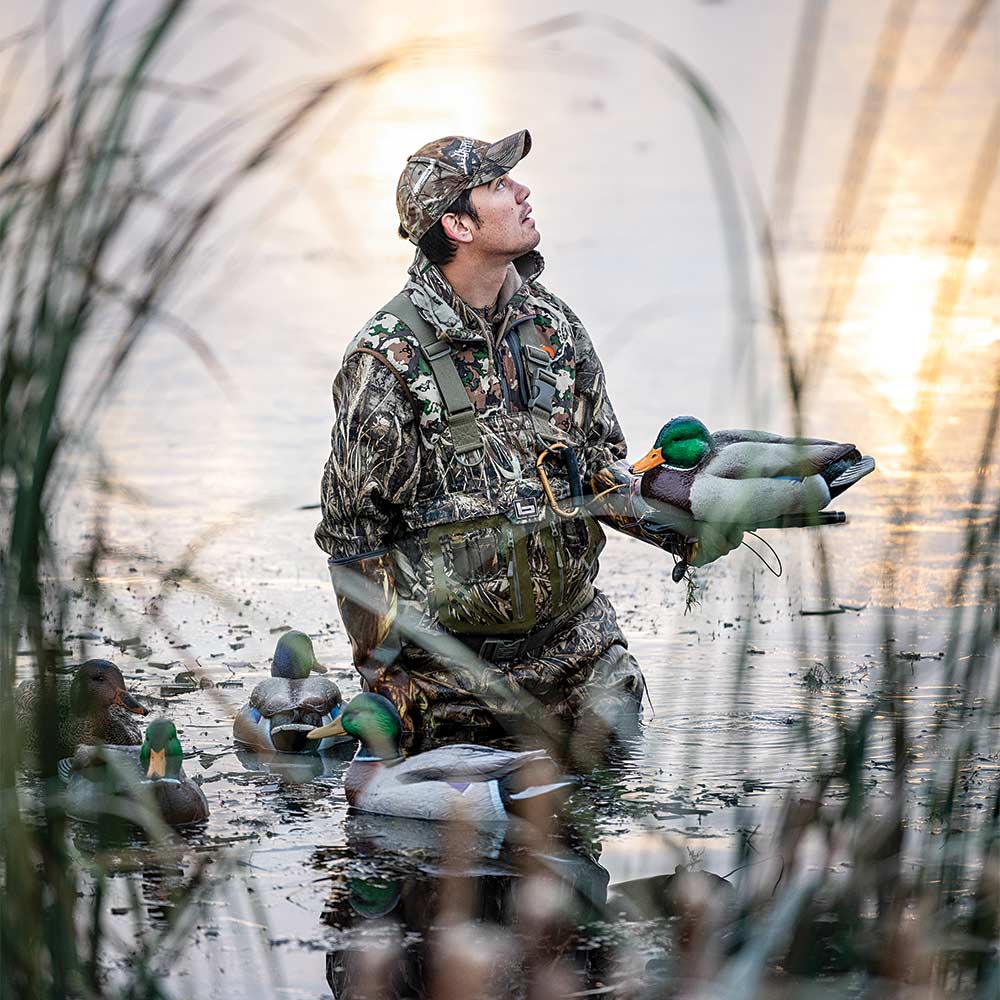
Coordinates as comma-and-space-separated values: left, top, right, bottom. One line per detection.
233, 630, 347, 754
15, 659, 148, 756
308, 692, 577, 823
59, 718, 209, 828
630, 415, 875, 532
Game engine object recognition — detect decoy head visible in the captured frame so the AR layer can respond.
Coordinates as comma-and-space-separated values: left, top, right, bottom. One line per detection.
141, 718, 184, 780
271, 630, 327, 679
308, 692, 401, 761
631, 416, 712, 473
69, 660, 148, 717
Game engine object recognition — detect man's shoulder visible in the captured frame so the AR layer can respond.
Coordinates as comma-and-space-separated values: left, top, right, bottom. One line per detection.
524, 279, 581, 328
344, 305, 427, 379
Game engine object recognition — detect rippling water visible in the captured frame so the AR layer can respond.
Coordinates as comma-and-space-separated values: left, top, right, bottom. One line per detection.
4, 0, 999, 995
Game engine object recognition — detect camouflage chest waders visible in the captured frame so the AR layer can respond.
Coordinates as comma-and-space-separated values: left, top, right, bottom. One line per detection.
374, 290, 602, 640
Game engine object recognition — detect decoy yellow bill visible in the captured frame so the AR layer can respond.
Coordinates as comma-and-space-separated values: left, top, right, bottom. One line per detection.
308, 717, 346, 740
631, 447, 664, 474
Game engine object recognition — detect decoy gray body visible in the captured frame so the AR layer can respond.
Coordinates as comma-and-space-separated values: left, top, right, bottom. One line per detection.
308, 693, 576, 824
630, 416, 875, 534
59, 718, 209, 828
15, 659, 148, 757
233, 631, 347, 753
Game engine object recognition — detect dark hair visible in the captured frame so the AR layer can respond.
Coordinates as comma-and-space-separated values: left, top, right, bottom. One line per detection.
397, 188, 480, 265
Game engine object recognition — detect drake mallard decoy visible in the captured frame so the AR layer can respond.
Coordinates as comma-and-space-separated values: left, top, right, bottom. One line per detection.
630, 415, 875, 532
307, 692, 577, 823
15, 659, 148, 756
59, 718, 209, 828
233, 630, 347, 754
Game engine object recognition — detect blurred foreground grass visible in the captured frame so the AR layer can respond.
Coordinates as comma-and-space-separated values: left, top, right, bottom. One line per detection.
1, 2, 997, 998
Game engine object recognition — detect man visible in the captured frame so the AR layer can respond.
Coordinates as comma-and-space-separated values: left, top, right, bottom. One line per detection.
315, 130, 738, 743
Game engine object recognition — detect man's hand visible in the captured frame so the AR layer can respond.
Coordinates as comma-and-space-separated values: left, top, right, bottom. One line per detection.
688, 522, 745, 567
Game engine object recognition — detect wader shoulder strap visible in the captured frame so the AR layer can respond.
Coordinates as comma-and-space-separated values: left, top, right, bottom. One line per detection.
517, 322, 560, 440
381, 291, 484, 460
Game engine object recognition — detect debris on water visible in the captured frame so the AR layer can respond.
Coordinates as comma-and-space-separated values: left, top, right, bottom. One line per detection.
838, 602, 867, 612
803, 663, 834, 689
224, 661, 252, 670
125, 644, 152, 659
67, 631, 102, 641
161, 684, 196, 698
269, 625, 292, 634
898, 650, 944, 661
111, 907, 129, 916
148, 660, 182, 671
106, 635, 142, 650
747, 646, 766, 655
799, 607, 846, 616
229, 642, 244, 650
216, 680, 244, 689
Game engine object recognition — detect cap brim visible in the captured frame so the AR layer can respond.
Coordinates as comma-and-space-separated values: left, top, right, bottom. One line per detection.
474, 129, 531, 184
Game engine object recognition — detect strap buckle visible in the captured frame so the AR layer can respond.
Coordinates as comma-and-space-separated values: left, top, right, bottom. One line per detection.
478, 637, 523, 662
421, 340, 452, 363
527, 369, 558, 412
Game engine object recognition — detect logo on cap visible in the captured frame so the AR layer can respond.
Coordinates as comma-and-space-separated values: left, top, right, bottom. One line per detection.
440, 137, 482, 174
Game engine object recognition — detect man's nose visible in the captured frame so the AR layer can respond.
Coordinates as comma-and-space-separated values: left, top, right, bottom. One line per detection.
514, 179, 530, 201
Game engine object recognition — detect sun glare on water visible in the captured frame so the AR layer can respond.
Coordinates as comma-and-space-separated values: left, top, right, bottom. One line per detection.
849, 250, 991, 414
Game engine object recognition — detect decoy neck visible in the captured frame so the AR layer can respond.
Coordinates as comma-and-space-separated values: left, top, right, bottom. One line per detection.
271, 630, 326, 678
308, 692, 401, 762
69, 660, 148, 718
631, 416, 712, 474
140, 718, 184, 780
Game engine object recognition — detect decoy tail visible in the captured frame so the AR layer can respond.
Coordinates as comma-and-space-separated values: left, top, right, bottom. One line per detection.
826, 455, 876, 498
499, 772, 578, 819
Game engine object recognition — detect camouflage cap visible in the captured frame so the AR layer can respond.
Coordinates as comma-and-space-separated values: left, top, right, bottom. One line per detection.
396, 130, 531, 243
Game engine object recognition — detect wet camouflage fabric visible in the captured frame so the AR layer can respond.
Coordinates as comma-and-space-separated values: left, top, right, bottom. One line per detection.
396, 130, 531, 242
316, 248, 632, 733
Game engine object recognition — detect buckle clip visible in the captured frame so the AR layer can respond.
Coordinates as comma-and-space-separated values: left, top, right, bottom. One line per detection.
478, 637, 522, 662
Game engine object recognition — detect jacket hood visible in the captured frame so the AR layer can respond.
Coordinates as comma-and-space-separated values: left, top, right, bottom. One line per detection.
405, 249, 544, 343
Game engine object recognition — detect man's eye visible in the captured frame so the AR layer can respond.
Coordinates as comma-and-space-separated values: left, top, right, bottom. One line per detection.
496, 178, 505, 189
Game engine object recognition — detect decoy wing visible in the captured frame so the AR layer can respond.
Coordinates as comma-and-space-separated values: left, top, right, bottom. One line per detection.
393, 745, 551, 785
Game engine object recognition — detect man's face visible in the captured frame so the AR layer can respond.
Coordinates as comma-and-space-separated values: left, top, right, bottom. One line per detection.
466, 172, 539, 259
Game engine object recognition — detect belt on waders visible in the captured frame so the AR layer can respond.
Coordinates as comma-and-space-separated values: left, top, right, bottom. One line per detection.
451, 585, 594, 663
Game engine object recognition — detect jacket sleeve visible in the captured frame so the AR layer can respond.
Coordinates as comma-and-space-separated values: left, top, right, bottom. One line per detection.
565, 304, 628, 482
314, 350, 421, 559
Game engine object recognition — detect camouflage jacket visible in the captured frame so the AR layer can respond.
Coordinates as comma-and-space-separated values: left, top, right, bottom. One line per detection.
315, 249, 631, 733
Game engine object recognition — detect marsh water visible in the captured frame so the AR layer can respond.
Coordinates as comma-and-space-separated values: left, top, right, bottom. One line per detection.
5, 0, 1000, 996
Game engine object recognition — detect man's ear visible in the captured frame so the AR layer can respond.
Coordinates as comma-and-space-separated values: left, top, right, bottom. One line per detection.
440, 212, 475, 244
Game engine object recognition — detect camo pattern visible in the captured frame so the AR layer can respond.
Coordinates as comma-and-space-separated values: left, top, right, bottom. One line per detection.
396, 131, 530, 242
316, 249, 631, 730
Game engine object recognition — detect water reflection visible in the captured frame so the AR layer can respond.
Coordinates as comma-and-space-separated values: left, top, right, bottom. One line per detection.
319, 813, 613, 998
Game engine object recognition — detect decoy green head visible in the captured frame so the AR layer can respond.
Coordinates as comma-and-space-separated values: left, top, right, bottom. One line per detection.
69, 660, 148, 718
308, 693, 401, 761
631, 416, 712, 473
140, 718, 184, 780
272, 630, 327, 678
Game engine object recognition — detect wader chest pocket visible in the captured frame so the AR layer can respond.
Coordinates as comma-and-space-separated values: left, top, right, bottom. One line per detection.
441, 527, 504, 583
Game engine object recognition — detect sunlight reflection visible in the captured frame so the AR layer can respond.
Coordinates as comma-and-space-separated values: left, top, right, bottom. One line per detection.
851, 250, 991, 414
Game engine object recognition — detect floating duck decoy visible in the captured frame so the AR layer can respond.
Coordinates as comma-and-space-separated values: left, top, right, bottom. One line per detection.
308, 692, 577, 823
630, 415, 875, 533
15, 659, 148, 756
233, 631, 347, 754
59, 718, 209, 828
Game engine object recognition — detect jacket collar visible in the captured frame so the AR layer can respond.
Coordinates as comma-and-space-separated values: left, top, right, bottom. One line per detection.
405, 249, 544, 343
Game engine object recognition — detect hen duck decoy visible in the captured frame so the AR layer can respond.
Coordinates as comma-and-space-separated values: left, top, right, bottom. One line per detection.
630, 415, 875, 532
308, 692, 577, 824
233, 630, 347, 754
15, 659, 148, 756
59, 718, 209, 828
